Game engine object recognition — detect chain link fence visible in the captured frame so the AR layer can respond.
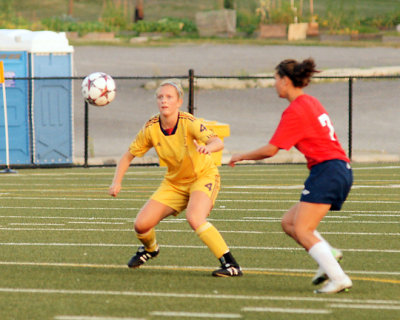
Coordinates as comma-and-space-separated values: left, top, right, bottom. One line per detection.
1, 73, 399, 168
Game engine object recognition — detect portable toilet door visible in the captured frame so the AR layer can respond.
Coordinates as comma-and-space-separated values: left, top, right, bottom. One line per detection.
0, 49, 31, 165
28, 31, 74, 165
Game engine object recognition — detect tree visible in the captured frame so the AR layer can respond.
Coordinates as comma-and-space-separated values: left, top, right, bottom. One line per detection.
68, 0, 74, 16
134, 0, 144, 22
224, 0, 235, 9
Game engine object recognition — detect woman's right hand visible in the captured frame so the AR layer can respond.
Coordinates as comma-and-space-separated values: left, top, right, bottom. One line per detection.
109, 183, 122, 197
229, 154, 242, 167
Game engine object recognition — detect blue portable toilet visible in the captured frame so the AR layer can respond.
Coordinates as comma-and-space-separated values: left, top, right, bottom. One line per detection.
0, 29, 74, 165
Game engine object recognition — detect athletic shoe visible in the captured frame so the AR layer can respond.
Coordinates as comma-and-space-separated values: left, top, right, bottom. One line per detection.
312, 248, 343, 285
127, 245, 159, 268
212, 264, 243, 277
314, 275, 352, 294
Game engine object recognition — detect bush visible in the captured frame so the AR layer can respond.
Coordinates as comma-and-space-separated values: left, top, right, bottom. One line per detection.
0, 0, 31, 29
131, 17, 197, 35
101, 0, 128, 30
236, 11, 260, 35
224, 0, 235, 9
360, 11, 400, 30
41, 16, 114, 35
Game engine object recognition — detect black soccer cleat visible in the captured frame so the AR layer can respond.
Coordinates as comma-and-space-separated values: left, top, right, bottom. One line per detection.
127, 245, 159, 268
212, 263, 243, 277
212, 251, 243, 277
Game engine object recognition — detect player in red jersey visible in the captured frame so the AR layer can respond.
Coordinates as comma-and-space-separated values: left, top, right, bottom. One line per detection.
229, 58, 353, 293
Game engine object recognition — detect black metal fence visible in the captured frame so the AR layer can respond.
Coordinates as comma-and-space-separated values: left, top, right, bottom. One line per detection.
1, 72, 399, 168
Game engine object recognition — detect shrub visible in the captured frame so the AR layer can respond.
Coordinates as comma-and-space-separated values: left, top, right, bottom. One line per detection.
236, 11, 260, 35
41, 16, 114, 35
100, 0, 128, 30
131, 17, 196, 35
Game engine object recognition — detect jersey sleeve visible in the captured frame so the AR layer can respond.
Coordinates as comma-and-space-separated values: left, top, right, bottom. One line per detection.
269, 107, 305, 150
191, 118, 218, 144
129, 124, 153, 157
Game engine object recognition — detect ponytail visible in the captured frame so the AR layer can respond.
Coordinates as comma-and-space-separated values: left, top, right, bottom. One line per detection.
275, 58, 319, 88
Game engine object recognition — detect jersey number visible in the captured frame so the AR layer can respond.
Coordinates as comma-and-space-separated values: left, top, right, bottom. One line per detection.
204, 183, 213, 191
200, 124, 207, 132
318, 113, 336, 141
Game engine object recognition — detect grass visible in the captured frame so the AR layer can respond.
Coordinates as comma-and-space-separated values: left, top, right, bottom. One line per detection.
10, 0, 400, 23
0, 163, 399, 319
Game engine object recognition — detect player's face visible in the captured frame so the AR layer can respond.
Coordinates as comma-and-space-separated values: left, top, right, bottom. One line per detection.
156, 85, 183, 117
274, 73, 288, 99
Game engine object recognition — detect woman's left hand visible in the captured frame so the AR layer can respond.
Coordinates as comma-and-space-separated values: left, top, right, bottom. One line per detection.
193, 139, 211, 155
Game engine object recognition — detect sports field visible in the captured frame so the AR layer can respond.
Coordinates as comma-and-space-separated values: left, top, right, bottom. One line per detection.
0, 163, 399, 319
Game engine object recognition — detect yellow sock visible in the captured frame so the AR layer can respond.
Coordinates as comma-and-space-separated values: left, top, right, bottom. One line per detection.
136, 228, 158, 252
195, 222, 229, 259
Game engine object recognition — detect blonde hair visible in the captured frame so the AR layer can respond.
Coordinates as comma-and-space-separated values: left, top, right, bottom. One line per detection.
156, 79, 184, 99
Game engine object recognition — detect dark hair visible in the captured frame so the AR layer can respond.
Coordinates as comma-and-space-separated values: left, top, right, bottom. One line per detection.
275, 58, 319, 88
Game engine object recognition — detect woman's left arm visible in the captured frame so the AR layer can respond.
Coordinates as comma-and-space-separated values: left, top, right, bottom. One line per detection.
194, 136, 223, 155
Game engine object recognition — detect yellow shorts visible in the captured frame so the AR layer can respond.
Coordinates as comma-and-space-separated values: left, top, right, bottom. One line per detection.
151, 172, 220, 214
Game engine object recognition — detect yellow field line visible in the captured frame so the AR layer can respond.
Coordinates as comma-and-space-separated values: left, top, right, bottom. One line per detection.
1, 261, 398, 285
242, 269, 400, 284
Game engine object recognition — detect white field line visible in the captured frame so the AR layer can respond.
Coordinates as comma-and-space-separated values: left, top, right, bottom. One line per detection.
1, 196, 400, 204
68, 222, 125, 225
4, 174, 399, 181
149, 311, 242, 318
0, 227, 399, 238
2, 185, 400, 193
226, 185, 303, 189
226, 185, 400, 190
1, 207, 400, 215
1, 227, 400, 238
0, 287, 399, 306
0, 219, 398, 225
0, 242, 399, 253
352, 166, 400, 170
1, 261, 399, 277
0, 207, 141, 211
0, 214, 399, 224
330, 303, 400, 311
55, 317, 145, 320
241, 307, 331, 314
9, 223, 65, 226
7, 165, 398, 177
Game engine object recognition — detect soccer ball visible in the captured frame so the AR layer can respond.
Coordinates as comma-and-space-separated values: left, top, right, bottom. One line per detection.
81, 72, 116, 106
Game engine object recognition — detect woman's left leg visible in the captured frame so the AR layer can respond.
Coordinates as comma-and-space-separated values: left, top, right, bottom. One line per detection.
186, 191, 242, 277
293, 202, 351, 293
292, 202, 330, 250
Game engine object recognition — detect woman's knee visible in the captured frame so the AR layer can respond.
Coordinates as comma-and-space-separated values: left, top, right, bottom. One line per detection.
293, 223, 314, 241
134, 219, 150, 234
134, 211, 156, 234
281, 214, 295, 235
186, 214, 205, 230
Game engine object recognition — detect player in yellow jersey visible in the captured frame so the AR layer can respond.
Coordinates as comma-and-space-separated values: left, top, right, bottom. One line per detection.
109, 79, 242, 277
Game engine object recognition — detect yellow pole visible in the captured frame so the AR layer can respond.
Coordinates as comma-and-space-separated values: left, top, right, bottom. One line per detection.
0, 61, 15, 173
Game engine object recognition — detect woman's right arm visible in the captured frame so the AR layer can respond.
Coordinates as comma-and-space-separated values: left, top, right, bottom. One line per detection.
109, 150, 135, 197
229, 143, 279, 167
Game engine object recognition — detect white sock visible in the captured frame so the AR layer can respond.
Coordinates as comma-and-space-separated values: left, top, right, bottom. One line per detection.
314, 230, 342, 258
313, 230, 331, 247
309, 241, 346, 282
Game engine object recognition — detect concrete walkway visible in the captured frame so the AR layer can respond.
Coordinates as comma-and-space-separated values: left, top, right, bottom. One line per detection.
73, 44, 400, 165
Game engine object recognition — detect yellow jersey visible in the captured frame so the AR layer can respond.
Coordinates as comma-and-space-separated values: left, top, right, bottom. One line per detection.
129, 112, 219, 183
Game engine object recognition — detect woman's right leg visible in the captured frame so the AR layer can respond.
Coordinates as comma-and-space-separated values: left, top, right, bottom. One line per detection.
128, 199, 175, 268
134, 199, 175, 250
135, 199, 175, 233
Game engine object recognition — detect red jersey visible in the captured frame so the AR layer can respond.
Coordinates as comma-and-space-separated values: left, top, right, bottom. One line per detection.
269, 94, 349, 169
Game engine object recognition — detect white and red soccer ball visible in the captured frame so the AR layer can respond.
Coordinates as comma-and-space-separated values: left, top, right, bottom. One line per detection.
81, 72, 116, 106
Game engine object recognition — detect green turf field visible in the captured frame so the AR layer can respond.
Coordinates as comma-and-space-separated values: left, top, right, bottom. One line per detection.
0, 163, 399, 319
